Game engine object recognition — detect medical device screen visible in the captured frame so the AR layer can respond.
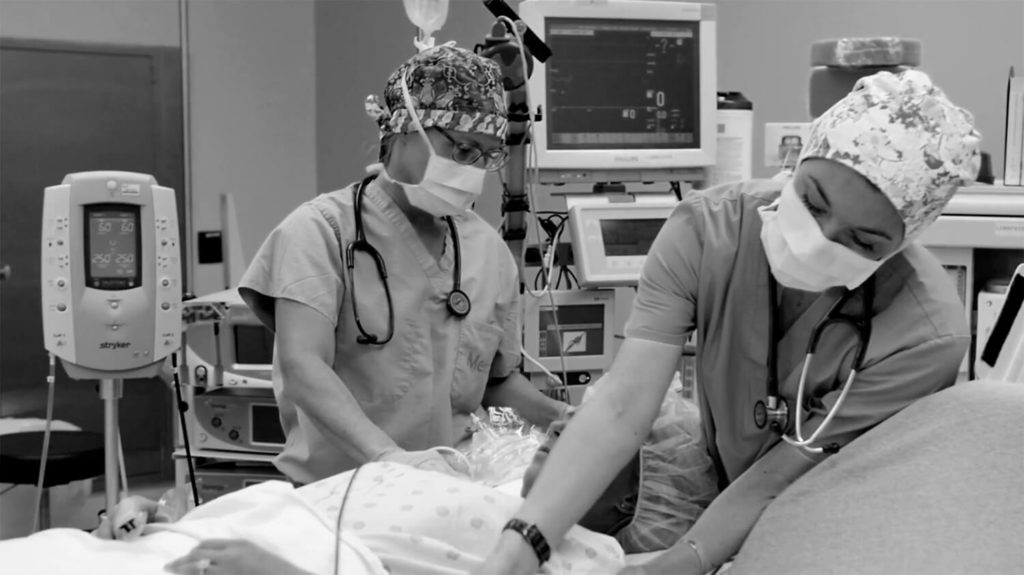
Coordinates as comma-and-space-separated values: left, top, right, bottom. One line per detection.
251, 403, 286, 445
600, 218, 664, 257
233, 324, 275, 365
544, 18, 700, 150
84, 204, 142, 290
539, 304, 605, 357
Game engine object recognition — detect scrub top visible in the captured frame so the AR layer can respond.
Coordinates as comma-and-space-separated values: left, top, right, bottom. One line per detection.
239, 173, 521, 484
625, 179, 970, 484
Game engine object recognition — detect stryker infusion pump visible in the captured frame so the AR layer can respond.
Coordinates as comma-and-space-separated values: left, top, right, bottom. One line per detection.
41, 171, 182, 379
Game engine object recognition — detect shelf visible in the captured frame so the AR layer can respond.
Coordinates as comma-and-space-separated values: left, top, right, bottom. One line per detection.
172, 448, 276, 463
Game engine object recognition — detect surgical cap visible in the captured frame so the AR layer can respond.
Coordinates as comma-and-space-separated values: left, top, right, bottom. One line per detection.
798, 69, 982, 242
614, 389, 719, 554
365, 45, 508, 140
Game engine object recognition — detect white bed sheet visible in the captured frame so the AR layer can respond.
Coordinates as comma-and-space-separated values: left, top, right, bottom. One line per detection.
0, 463, 628, 575
0, 480, 386, 575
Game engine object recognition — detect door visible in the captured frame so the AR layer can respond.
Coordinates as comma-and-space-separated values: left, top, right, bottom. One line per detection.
0, 39, 184, 478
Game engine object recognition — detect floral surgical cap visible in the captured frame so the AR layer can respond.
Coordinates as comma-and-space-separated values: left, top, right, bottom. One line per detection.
365, 44, 508, 140
798, 69, 982, 242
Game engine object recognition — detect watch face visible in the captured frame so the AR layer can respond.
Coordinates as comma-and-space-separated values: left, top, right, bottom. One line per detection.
447, 290, 471, 317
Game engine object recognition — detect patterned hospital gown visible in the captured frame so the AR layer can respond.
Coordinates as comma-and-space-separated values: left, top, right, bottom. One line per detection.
297, 462, 626, 574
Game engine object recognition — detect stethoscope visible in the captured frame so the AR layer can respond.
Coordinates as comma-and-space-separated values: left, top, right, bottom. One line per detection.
347, 174, 471, 345
753, 275, 875, 454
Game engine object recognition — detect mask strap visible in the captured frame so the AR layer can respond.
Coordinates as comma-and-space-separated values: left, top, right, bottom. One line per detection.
398, 70, 438, 156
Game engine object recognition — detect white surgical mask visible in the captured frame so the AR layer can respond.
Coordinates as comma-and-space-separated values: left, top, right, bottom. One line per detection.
758, 181, 884, 292
394, 73, 486, 217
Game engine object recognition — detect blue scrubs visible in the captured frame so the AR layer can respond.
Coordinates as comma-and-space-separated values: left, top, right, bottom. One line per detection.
625, 179, 970, 482
239, 173, 521, 483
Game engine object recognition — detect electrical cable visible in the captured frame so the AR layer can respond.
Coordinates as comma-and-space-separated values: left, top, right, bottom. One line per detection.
499, 15, 571, 401
171, 352, 201, 508
333, 464, 364, 575
117, 432, 128, 499
31, 353, 57, 533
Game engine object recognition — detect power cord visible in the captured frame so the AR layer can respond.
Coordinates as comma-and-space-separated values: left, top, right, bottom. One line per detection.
31, 353, 57, 533
333, 464, 364, 575
170, 352, 201, 507
499, 14, 571, 404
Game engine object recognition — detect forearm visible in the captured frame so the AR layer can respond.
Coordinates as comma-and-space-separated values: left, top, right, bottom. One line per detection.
482, 371, 566, 429
654, 440, 818, 573
655, 478, 775, 573
516, 376, 662, 547
281, 359, 397, 463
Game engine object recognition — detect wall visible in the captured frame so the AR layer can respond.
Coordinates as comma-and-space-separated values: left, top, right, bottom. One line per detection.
0, 0, 181, 46
319, 0, 1024, 188
0, 0, 318, 297
715, 0, 1024, 179
185, 0, 317, 296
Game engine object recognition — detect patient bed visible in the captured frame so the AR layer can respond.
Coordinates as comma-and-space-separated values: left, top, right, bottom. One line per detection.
1, 380, 1021, 574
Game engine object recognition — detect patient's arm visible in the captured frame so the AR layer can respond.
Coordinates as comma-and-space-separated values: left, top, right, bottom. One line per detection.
165, 539, 312, 575
93, 496, 171, 541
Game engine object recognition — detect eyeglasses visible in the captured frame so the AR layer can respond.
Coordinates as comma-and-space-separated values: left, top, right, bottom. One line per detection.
437, 130, 509, 171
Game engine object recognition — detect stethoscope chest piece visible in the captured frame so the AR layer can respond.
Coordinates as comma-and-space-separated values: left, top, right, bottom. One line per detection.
754, 396, 789, 433
447, 289, 471, 318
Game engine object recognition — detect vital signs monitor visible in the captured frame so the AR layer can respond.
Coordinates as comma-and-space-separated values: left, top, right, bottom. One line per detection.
41, 171, 182, 380
569, 202, 676, 287
523, 289, 616, 376
519, 0, 718, 178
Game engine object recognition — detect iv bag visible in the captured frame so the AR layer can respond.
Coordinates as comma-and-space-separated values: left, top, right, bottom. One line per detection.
403, 0, 449, 44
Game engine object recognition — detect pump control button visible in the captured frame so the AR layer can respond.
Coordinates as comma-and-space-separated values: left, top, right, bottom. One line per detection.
56, 303, 67, 312
109, 300, 120, 309
161, 277, 171, 287
56, 278, 66, 288
161, 302, 171, 311
228, 430, 240, 441
211, 417, 222, 428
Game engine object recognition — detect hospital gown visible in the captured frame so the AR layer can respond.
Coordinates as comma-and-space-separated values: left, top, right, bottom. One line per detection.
239, 173, 522, 484
625, 179, 970, 483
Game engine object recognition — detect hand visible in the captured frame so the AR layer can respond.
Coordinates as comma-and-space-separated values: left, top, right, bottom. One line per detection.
92, 495, 171, 541
620, 542, 707, 575
469, 530, 541, 575
164, 539, 312, 575
375, 447, 469, 476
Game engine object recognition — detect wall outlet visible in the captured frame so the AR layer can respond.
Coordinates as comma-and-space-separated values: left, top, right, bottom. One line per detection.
764, 122, 812, 168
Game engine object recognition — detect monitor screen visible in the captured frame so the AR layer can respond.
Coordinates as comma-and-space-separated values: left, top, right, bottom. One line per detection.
84, 204, 142, 290
544, 17, 700, 151
250, 403, 286, 445
600, 218, 664, 257
234, 324, 274, 365
538, 304, 605, 358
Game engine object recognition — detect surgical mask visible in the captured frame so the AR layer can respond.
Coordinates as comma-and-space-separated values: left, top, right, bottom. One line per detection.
394, 72, 486, 217
758, 181, 884, 292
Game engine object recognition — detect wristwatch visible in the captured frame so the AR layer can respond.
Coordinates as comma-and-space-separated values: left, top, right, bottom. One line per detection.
502, 518, 551, 565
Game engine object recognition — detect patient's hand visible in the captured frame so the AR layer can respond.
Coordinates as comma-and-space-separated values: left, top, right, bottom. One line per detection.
164, 539, 313, 575
93, 495, 171, 541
